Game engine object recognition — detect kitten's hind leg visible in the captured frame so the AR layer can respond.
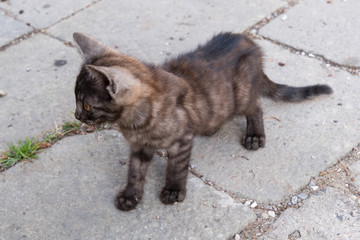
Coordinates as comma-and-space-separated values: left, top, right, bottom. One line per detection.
244, 100, 266, 150
161, 135, 193, 204
115, 146, 154, 211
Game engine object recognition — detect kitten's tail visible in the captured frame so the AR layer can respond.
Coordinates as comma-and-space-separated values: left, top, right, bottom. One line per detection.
261, 74, 333, 102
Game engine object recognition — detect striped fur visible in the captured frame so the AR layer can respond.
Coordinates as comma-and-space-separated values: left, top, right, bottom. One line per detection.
73, 32, 333, 211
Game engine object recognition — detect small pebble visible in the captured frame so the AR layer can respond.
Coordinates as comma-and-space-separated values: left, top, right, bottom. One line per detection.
308, 53, 315, 58
262, 212, 269, 219
265, 205, 273, 210
245, 200, 251, 205
268, 211, 276, 218
298, 192, 307, 200
26, 67, 31, 72
289, 230, 301, 239
189, 164, 195, 169
234, 234, 241, 240
281, 15, 288, 21
310, 185, 319, 191
250, 201, 258, 208
0, 90, 7, 97
250, 29, 257, 34
291, 196, 298, 205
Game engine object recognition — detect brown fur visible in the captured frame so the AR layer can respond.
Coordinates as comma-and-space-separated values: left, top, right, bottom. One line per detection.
73, 32, 332, 211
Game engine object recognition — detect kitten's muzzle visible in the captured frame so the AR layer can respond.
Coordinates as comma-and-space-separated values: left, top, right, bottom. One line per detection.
74, 111, 81, 121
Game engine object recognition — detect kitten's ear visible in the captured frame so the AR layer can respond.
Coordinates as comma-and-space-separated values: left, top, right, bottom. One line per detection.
73, 32, 116, 63
86, 65, 140, 98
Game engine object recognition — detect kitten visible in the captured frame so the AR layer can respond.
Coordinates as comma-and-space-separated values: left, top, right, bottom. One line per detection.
73, 32, 332, 211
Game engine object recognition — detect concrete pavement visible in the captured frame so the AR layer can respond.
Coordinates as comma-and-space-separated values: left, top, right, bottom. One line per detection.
1, 0, 359, 239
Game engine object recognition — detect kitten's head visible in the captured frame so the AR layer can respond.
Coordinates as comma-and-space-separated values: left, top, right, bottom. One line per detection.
73, 33, 146, 125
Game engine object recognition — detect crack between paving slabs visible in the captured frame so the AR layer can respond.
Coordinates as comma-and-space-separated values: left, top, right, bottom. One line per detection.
0, 0, 103, 52
243, 0, 301, 35
0, 30, 41, 52
42, 0, 103, 33
241, 0, 360, 76
256, 35, 360, 75
233, 144, 360, 239
0, 122, 111, 173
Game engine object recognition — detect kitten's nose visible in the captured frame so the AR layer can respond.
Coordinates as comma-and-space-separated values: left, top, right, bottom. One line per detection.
74, 111, 81, 120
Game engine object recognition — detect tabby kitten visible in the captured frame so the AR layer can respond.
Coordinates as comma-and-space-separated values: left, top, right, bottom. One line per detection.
73, 32, 332, 211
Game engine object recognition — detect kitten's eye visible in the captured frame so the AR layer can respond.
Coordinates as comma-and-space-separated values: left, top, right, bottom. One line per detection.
84, 103, 91, 111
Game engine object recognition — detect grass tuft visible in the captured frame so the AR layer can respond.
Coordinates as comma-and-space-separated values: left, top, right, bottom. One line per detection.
0, 120, 110, 172
1, 137, 41, 170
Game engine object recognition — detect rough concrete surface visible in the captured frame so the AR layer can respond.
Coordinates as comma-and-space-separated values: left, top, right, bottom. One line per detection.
0, 10, 32, 46
0, 131, 255, 240
1, 0, 360, 239
48, 0, 285, 63
0, 0, 96, 29
259, 0, 360, 67
0, 34, 79, 150
261, 187, 360, 240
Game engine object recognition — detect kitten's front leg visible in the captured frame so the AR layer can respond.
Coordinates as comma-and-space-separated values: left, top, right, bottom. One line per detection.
115, 146, 154, 211
161, 136, 193, 205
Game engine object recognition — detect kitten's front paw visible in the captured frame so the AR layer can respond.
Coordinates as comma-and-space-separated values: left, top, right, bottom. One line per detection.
160, 188, 186, 205
115, 190, 141, 211
244, 135, 265, 150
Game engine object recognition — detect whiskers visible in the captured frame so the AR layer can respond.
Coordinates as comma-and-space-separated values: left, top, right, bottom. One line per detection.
93, 123, 105, 143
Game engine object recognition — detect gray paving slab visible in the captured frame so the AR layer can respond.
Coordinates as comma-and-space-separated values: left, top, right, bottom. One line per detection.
261, 187, 360, 240
0, 34, 79, 151
0, 130, 256, 240
48, 0, 285, 63
190, 39, 360, 203
0, 10, 32, 47
259, 0, 360, 67
0, 0, 96, 29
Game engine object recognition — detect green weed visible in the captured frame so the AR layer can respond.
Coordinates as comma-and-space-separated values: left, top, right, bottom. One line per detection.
43, 132, 57, 143
62, 121, 80, 134
1, 137, 41, 170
